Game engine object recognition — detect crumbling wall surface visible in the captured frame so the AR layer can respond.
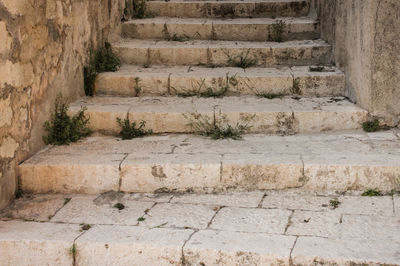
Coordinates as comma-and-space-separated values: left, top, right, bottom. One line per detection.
315, 0, 400, 125
0, 0, 125, 209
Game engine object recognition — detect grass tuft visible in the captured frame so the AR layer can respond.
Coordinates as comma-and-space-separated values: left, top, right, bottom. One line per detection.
362, 119, 380, 132
329, 198, 341, 209
362, 189, 382, 197
43, 95, 91, 145
226, 50, 257, 69
269, 20, 286, 42
117, 115, 153, 140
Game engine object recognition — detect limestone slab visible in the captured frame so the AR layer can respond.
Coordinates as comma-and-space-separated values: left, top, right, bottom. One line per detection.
76, 225, 193, 266
141, 203, 216, 229
120, 153, 221, 193
123, 17, 318, 41
210, 207, 291, 233
146, 0, 310, 18
292, 236, 400, 265
336, 196, 395, 216
184, 230, 296, 265
261, 194, 333, 211
0, 194, 67, 222
286, 210, 342, 238
51, 195, 154, 225
112, 39, 332, 66
171, 191, 265, 207
0, 221, 80, 266
395, 195, 400, 216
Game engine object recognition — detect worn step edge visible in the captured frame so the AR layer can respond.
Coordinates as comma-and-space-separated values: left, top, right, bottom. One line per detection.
3, 221, 397, 265
146, 0, 310, 18
95, 65, 345, 97
122, 17, 319, 41
68, 96, 367, 135
19, 132, 400, 194
112, 39, 332, 66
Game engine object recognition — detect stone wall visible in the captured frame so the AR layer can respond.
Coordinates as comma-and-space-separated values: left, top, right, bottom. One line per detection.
313, 0, 400, 126
0, 0, 125, 209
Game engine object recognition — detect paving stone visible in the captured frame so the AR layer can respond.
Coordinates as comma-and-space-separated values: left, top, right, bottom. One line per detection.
141, 203, 216, 229
0, 194, 67, 222
184, 230, 296, 265
336, 196, 394, 216
76, 225, 193, 266
395, 195, 400, 215
292, 236, 400, 265
0, 221, 80, 266
171, 191, 265, 208
210, 207, 291, 234
339, 214, 400, 241
51, 195, 154, 225
261, 193, 334, 211
286, 210, 342, 238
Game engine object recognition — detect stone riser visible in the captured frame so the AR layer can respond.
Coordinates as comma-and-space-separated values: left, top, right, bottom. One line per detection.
95, 66, 345, 97
112, 40, 332, 67
19, 133, 400, 195
145, 0, 310, 18
68, 96, 366, 135
122, 18, 319, 42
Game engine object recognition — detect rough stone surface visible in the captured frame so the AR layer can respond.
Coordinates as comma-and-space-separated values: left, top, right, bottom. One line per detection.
19, 131, 400, 194
1, 191, 399, 265
76, 225, 193, 266
69, 96, 367, 135
141, 203, 217, 229
0, 221, 80, 266
335, 195, 394, 216
0, 0, 125, 209
184, 230, 296, 265
210, 207, 291, 234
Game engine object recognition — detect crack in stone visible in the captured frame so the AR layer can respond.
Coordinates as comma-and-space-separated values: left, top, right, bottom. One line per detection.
207, 206, 224, 228
284, 210, 295, 234
118, 153, 129, 191
181, 229, 199, 266
257, 192, 268, 208
219, 154, 224, 183
288, 236, 299, 266
71, 229, 90, 266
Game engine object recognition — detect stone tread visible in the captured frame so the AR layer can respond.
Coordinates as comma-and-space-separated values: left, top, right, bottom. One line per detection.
19, 131, 400, 194
146, 0, 311, 18
1, 191, 399, 265
122, 17, 319, 41
112, 39, 332, 66
96, 65, 345, 97
68, 96, 367, 134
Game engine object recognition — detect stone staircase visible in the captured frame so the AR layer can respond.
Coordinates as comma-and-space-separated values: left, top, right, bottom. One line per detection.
3, 0, 400, 265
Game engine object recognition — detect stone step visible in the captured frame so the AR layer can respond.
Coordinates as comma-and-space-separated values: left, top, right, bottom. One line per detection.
18, 131, 400, 194
1, 192, 399, 265
112, 39, 332, 67
146, 0, 310, 18
68, 96, 366, 135
96, 65, 345, 97
122, 17, 319, 42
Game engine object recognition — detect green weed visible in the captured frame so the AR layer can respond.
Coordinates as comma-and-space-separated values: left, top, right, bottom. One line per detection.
269, 20, 286, 42
117, 115, 153, 140
362, 119, 380, 132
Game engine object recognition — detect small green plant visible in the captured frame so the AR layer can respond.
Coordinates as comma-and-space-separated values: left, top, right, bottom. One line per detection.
114, 203, 125, 210
84, 42, 121, 96
15, 188, 23, 199
177, 74, 233, 98
362, 189, 382, 197
70, 243, 77, 256
134, 77, 142, 96
117, 115, 153, 140
226, 50, 257, 69
137, 217, 146, 222
269, 20, 286, 42
256, 92, 285, 99
329, 198, 341, 209
183, 109, 255, 140
43, 95, 92, 145
80, 224, 91, 231
362, 119, 380, 132
291, 77, 301, 95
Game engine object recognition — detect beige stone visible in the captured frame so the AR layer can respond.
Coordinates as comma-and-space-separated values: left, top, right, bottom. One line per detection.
184, 230, 296, 266
0, 21, 12, 55
292, 236, 400, 265
395, 196, 400, 216
0, 221, 79, 266
171, 191, 264, 208
51, 195, 154, 225
0, 194, 67, 222
210, 207, 291, 234
336, 196, 394, 216
76, 225, 193, 266
261, 194, 333, 211
0, 94, 13, 128
0, 137, 19, 158
140, 203, 216, 229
